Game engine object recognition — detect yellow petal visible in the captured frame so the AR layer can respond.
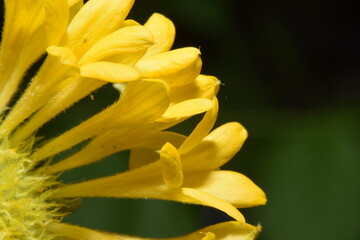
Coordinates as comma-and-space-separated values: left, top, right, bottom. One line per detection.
170, 74, 220, 104
178, 97, 218, 154
12, 77, 105, 145
47, 223, 121, 240
0, 24, 47, 110
32, 80, 169, 161
52, 165, 245, 221
181, 188, 245, 223
182, 122, 248, 171
44, 0, 69, 45
46, 125, 145, 173
50, 222, 260, 240
159, 98, 213, 121
129, 148, 160, 171
47, 46, 79, 67
80, 62, 140, 83
64, 0, 134, 56
79, 26, 154, 65
0, 0, 47, 108
0, 0, 45, 60
202, 232, 216, 240
159, 142, 183, 188
47, 129, 184, 173
184, 171, 267, 208
0, 46, 80, 135
161, 221, 260, 240
129, 131, 186, 169
135, 47, 202, 87
68, 0, 83, 22
123, 19, 141, 27
144, 13, 175, 57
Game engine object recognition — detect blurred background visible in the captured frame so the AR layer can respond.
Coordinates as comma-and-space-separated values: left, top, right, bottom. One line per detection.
1, 0, 359, 239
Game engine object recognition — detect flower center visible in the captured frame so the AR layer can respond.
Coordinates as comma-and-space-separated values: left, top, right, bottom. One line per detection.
0, 141, 65, 240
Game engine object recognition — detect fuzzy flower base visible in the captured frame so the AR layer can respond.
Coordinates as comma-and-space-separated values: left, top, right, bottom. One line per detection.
0, 0, 266, 239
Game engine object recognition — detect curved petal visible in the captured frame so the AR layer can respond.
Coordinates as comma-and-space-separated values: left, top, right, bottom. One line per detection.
184, 171, 267, 208
47, 223, 121, 240
135, 47, 202, 87
182, 122, 248, 171
178, 97, 218, 154
49, 221, 260, 240
129, 131, 186, 169
68, 0, 83, 22
80, 62, 140, 82
144, 13, 175, 57
170, 74, 220, 104
0, 0, 47, 108
160, 142, 183, 188
181, 188, 245, 222
162, 221, 260, 240
12, 77, 105, 145
32, 80, 169, 161
159, 98, 213, 122
64, 0, 135, 56
44, 0, 69, 45
79, 26, 153, 65
52, 166, 258, 220
0, 46, 80, 135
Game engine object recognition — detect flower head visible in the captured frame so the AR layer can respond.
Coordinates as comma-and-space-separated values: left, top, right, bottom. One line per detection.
0, 0, 266, 239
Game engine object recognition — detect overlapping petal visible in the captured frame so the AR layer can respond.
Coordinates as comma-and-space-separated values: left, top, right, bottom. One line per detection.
0, 0, 265, 239
51, 117, 265, 222
135, 47, 202, 87
49, 221, 260, 240
32, 79, 170, 161
144, 13, 175, 57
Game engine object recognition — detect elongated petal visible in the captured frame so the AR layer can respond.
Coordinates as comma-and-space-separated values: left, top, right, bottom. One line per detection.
178, 97, 218, 154
129, 148, 160, 171
182, 123, 248, 171
49, 222, 260, 240
44, 0, 69, 45
129, 132, 186, 169
202, 232, 216, 240
135, 47, 202, 87
0, 0, 45, 62
0, 46, 80, 135
144, 13, 175, 57
182, 188, 245, 222
52, 166, 258, 220
160, 221, 260, 240
64, 0, 134, 56
53, 167, 244, 221
12, 77, 105, 145
46, 126, 145, 173
68, 0, 83, 22
0, 0, 47, 108
47, 46, 79, 66
0, 24, 47, 110
184, 171, 267, 208
48, 129, 185, 173
47, 223, 121, 240
32, 80, 169, 161
79, 26, 153, 65
159, 142, 183, 188
80, 62, 140, 83
170, 74, 220, 104
159, 98, 213, 121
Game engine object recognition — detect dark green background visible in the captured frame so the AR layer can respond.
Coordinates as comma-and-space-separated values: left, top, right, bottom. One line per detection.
1, 0, 359, 239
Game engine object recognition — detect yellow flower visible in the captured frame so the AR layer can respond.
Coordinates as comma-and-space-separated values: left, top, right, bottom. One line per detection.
0, 0, 266, 240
